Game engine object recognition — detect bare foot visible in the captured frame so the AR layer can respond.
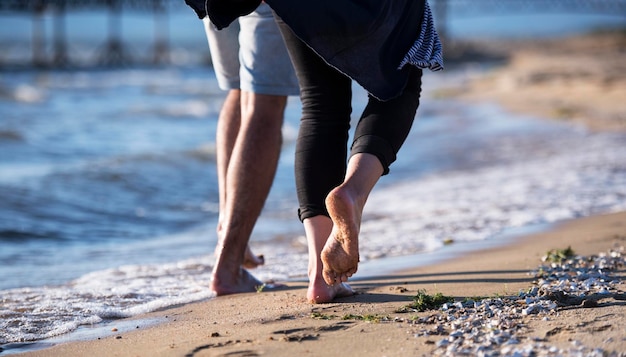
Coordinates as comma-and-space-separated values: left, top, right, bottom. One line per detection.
321, 187, 361, 286
307, 277, 354, 304
210, 267, 264, 296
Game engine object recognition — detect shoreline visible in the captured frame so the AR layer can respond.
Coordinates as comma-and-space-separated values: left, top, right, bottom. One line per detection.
3, 221, 549, 355
13, 211, 626, 357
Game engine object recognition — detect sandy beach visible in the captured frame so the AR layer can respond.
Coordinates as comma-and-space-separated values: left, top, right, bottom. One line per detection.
13, 30, 626, 356
443, 29, 626, 132
17, 212, 625, 357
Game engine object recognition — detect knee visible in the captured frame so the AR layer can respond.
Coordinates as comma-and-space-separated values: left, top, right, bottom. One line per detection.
300, 87, 352, 122
243, 93, 288, 122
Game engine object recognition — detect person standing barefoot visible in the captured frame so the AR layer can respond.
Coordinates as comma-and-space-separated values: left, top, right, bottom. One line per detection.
199, 4, 298, 295
277, 14, 432, 299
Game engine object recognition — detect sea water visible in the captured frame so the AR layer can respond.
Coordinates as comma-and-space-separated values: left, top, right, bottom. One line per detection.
0, 5, 625, 352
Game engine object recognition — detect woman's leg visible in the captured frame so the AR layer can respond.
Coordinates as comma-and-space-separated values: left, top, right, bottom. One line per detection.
281, 34, 352, 220
278, 20, 355, 302
322, 69, 423, 285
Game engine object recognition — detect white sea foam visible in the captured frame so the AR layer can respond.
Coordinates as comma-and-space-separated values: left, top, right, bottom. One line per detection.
0, 257, 216, 344
360, 132, 625, 258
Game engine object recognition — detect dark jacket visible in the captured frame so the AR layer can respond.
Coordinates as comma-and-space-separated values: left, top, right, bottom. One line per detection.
184, 0, 442, 100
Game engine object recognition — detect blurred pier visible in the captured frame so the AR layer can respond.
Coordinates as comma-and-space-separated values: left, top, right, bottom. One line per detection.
0, 0, 625, 68
0, 0, 176, 67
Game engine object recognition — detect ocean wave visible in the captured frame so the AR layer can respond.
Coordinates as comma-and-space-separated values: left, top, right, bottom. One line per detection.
0, 257, 216, 344
0, 149, 220, 246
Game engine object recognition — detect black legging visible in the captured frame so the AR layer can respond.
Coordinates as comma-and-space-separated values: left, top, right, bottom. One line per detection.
277, 20, 423, 222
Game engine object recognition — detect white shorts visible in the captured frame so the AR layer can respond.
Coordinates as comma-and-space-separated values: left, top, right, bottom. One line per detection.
203, 3, 299, 96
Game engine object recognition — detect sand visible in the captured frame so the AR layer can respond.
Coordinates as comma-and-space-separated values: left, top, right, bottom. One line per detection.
15, 30, 626, 356
17, 212, 626, 357
442, 29, 626, 132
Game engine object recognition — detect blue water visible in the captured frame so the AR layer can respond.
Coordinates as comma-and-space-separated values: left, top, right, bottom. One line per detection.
0, 65, 309, 287
0, 5, 625, 351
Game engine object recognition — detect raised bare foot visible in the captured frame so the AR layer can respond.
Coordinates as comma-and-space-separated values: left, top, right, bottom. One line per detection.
307, 277, 354, 304
321, 187, 361, 285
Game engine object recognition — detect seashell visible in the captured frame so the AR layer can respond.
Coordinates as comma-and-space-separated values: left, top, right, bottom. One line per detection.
436, 338, 449, 347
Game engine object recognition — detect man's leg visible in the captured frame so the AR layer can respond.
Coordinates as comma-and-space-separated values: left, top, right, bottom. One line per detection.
207, 3, 297, 295
210, 92, 287, 295
204, 16, 267, 272
215, 90, 240, 221
214, 89, 265, 269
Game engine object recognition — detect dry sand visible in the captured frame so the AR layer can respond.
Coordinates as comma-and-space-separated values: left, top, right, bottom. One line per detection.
442, 29, 626, 132
16, 30, 626, 357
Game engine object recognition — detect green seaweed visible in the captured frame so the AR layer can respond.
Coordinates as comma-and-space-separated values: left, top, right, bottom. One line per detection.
544, 246, 576, 263
405, 290, 454, 312
341, 314, 388, 322
310, 312, 336, 320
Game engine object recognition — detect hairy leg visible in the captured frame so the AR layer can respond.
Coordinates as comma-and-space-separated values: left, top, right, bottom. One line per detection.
210, 92, 287, 295
215, 90, 241, 221
214, 90, 265, 270
304, 216, 355, 303
321, 153, 383, 286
